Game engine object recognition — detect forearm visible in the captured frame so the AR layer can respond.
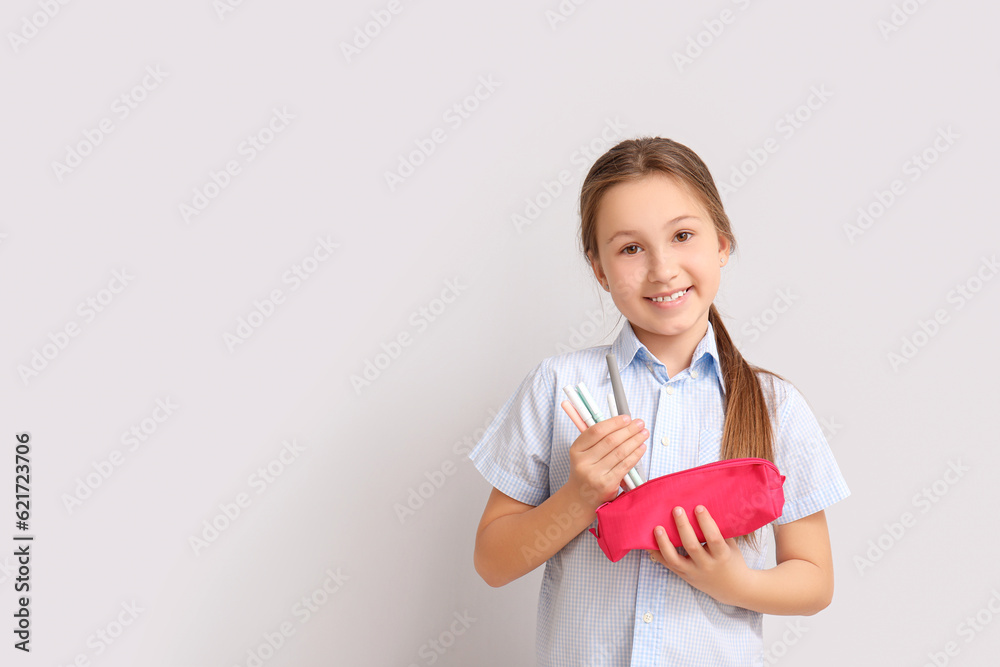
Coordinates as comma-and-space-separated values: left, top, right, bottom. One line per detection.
731, 559, 834, 615
474, 486, 597, 588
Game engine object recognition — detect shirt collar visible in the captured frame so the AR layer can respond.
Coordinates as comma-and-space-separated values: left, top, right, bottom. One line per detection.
609, 319, 725, 395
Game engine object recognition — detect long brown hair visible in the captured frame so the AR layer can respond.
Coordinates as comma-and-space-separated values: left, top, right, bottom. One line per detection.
579, 136, 789, 551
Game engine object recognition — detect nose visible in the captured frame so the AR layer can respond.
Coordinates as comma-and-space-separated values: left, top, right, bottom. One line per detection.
646, 246, 678, 283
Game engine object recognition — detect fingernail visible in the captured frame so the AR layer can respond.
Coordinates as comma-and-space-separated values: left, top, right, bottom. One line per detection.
673, 507, 683, 517
695, 505, 705, 514
654, 526, 664, 536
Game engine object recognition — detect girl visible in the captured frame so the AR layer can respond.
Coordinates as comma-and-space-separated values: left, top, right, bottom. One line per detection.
469, 137, 850, 666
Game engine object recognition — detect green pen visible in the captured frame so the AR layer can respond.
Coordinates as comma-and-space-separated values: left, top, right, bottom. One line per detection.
575, 381, 644, 488
575, 383, 604, 423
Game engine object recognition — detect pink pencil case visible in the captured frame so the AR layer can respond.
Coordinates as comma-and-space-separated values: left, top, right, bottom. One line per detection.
588, 457, 786, 562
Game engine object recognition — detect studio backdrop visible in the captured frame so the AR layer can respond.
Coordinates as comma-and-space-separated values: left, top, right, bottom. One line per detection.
1, 1, 998, 665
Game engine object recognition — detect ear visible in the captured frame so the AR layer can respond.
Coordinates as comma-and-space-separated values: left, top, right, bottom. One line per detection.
588, 251, 607, 288
717, 234, 731, 264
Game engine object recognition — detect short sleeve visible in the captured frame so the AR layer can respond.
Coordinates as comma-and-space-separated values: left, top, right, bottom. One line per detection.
771, 382, 851, 524
467, 358, 555, 506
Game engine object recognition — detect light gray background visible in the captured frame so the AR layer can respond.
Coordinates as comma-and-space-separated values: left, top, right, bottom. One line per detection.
2, 1, 998, 665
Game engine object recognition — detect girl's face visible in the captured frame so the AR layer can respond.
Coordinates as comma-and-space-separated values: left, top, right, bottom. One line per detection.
589, 172, 730, 363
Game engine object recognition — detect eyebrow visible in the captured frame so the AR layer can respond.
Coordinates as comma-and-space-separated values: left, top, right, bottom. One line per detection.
604, 215, 700, 246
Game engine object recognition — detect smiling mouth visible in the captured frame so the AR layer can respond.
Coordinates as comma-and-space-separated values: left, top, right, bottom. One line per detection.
646, 287, 690, 303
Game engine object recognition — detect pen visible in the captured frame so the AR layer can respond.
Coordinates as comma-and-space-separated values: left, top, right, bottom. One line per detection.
560, 400, 588, 432
606, 353, 630, 416
561, 397, 636, 491
563, 386, 596, 427
603, 391, 638, 491
579, 384, 643, 491
575, 383, 604, 423
606, 353, 644, 487
605, 390, 641, 486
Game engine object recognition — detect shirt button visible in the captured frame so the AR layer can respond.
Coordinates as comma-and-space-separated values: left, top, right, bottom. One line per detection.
642, 612, 653, 623
690, 370, 699, 379
661, 436, 669, 447
665, 386, 674, 395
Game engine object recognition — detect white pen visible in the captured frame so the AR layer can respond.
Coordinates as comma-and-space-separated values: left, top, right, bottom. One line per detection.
563, 386, 595, 427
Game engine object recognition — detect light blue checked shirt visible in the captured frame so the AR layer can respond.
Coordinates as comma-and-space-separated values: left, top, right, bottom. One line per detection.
469, 319, 850, 666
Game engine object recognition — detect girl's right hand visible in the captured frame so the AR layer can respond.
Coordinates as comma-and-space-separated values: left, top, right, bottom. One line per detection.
564, 415, 648, 511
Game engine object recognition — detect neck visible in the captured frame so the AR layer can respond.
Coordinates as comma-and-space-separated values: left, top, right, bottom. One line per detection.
631, 317, 709, 379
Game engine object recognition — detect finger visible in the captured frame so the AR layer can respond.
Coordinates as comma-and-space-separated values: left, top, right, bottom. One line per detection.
610, 442, 647, 484
573, 414, 638, 455
652, 526, 686, 572
597, 425, 648, 478
649, 549, 679, 572
594, 417, 645, 461
672, 506, 708, 563
607, 445, 646, 488
692, 505, 727, 556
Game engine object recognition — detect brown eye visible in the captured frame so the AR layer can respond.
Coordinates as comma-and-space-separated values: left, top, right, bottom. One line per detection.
676, 231, 692, 242
623, 244, 639, 255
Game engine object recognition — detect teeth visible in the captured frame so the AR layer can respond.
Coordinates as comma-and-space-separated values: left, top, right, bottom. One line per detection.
651, 288, 688, 302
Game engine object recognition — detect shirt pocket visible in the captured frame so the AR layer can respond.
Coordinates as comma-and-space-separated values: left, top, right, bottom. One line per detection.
697, 427, 723, 466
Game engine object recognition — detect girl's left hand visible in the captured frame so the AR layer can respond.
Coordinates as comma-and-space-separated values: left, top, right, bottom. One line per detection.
646, 505, 750, 607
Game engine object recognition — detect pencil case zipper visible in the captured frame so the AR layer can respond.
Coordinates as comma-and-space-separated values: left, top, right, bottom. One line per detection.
598, 457, 781, 510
